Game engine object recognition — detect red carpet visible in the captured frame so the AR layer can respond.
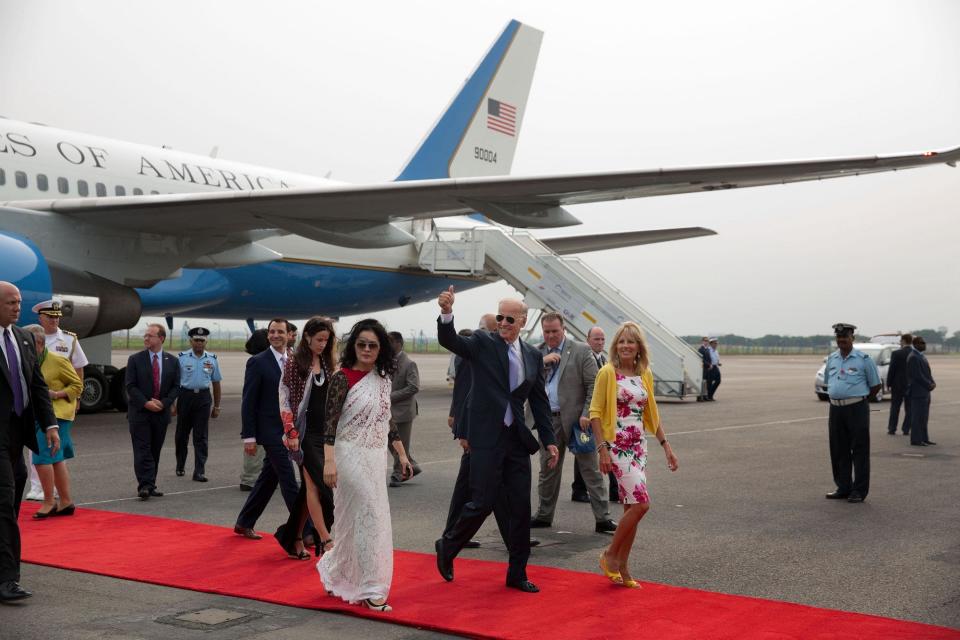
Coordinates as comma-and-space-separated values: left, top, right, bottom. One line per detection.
19, 503, 958, 639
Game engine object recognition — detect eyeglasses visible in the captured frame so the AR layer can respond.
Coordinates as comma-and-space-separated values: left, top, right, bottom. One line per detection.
143, 333, 161, 339
495, 314, 518, 325
356, 340, 380, 351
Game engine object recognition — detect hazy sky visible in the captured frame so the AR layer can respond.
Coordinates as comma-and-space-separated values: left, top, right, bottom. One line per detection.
2, 1, 958, 338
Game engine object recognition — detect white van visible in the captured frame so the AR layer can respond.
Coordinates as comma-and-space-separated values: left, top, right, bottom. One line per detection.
814, 342, 894, 402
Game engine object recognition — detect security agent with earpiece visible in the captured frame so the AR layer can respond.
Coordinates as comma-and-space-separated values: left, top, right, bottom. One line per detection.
822, 323, 881, 504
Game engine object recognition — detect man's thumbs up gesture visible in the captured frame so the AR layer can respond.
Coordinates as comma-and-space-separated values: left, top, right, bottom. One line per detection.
438, 285, 455, 314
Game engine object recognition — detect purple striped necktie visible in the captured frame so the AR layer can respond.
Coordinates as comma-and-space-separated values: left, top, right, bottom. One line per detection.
4, 328, 25, 416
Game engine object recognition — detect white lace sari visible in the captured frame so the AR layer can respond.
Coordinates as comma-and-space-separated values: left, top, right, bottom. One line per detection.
318, 370, 394, 603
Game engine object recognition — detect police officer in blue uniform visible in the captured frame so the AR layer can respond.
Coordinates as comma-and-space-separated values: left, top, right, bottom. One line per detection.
823, 323, 881, 503
174, 327, 222, 482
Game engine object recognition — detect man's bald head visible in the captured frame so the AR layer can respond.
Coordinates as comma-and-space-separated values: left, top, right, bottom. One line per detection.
480, 313, 498, 332
0, 281, 23, 327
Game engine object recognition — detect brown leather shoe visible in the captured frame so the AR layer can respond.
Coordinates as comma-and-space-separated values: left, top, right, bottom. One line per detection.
234, 525, 263, 540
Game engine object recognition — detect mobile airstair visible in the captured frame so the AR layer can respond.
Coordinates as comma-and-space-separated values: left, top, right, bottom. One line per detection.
418, 224, 702, 399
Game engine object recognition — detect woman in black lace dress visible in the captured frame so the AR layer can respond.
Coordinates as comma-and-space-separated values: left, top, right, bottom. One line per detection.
275, 316, 337, 559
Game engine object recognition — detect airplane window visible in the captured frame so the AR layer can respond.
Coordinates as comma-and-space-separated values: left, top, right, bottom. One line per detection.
133, 188, 143, 195
95, 182, 106, 197
58, 177, 69, 194
37, 174, 49, 191
15, 171, 27, 188
150, 190, 159, 195
78, 180, 89, 197
0, 168, 5, 185
115, 185, 126, 196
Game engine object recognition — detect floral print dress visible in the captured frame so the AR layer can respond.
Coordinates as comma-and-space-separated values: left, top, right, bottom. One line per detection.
612, 373, 650, 504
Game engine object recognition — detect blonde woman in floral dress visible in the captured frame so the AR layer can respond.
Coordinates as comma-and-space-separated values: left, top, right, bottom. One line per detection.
589, 322, 678, 588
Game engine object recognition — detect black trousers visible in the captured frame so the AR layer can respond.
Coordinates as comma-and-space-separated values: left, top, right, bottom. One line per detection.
707, 367, 722, 399
908, 395, 930, 445
571, 458, 618, 502
828, 400, 870, 497
175, 388, 211, 476
441, 426, 531, 584
129, 414, 169, 492
887, 389, 911, 434
444, 450, 509, 543
236, 440, 300, 529
0, 416, 26, 583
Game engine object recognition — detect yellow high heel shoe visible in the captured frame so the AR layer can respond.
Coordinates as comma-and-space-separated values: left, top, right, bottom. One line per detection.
599, 553, 622, 584
620, 579, 642, 589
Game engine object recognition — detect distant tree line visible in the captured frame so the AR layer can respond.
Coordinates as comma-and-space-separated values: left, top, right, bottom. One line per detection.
684, 328, 960, 354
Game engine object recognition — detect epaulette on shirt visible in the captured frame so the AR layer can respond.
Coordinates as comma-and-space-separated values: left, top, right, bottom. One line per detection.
63, 330, 78, 338
179, 351, 188, 357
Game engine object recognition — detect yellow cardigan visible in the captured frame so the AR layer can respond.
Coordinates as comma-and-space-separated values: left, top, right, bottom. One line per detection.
40, 351, 83, 421
589, 363, 660, 443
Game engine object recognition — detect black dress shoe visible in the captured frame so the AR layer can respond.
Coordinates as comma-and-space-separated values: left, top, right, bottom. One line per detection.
234, 525, 263, 540
464, 539, 481, 549
506, 580, 539, 593
923, 441, 937, 446
388, 478, 402, 488
149, 488, 164, 497
175, 468, 185, 477
825, 490, 849, 500
571, 492, 590, 503
138, 488, 150, 501
239, 483, 253, 491
529, 538, 541, 547
529, 518, 551, 529
435, 539, 454, 581
910, 442, 928, 447
0, 581, 32, 601
595, 519, 618, 534
887, 431, 896, 435
847, 492, 865, 503
192, 474, 208, 482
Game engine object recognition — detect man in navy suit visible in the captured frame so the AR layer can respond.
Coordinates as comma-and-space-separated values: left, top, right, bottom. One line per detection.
906, 335, 937, 447
125, 323, 180, 500
0, 281, 58, 601
234, 318, 299, 539
697, 336, 711, 401
886, 334, 913, 435
435, 287, 559, 593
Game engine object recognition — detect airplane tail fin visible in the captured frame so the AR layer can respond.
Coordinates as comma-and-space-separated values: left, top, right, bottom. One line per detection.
396, 20, 542, 181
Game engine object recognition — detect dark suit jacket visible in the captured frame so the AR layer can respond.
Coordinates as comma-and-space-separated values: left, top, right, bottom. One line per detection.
125, 349, 180, 423
886, 346, 911, 393
449, 355, 471, 440
906, 350, 935, 399
241, 348, 285, 446
438, 317, 555, 454
698, 344, 711, 368
0, 325, 57, 454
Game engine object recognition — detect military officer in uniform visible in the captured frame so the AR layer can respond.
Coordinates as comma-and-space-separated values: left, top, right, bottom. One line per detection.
173, 327, 222, 482
27, 298, 88, 501
823, 323, 881, 504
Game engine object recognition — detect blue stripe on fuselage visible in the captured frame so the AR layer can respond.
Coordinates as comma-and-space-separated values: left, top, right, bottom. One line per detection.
137, 261, 486, 320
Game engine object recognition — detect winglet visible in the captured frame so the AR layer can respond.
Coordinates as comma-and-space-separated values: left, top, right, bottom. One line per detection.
395, 20, 542, 181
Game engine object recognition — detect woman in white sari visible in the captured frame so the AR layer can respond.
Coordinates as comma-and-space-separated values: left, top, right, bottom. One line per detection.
320, 318, 413, 612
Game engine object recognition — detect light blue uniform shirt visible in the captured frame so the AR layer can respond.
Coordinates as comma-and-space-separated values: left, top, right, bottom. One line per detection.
177, 350, 222, 390
545, 339, 564, 412
824, 349, 880, 399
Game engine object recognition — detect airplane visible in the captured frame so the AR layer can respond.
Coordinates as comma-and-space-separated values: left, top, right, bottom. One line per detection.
2, 19, 958, 412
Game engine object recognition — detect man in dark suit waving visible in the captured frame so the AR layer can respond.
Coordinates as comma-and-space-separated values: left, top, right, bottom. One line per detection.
125, 323, 180, 500
0, 281, 58, 601
234, 318, 299, 539
435, 286, 559, 593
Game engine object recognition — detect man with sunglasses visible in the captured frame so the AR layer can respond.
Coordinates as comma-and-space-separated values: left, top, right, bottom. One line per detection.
435, 286, 559, 593
173, 327, 222, 482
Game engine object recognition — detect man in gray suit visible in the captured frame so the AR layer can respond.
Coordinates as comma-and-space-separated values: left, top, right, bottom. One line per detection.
389, 332, 422, 486
530, 313, 616, 534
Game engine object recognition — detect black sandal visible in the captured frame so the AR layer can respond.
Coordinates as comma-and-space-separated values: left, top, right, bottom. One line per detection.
315, 538, 334, 557
362, 598, 392, 612
287, 537, 310, 561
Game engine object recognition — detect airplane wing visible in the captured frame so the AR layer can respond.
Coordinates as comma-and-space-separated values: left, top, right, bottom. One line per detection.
6, 144, 958, 247
541, 227, 716, 255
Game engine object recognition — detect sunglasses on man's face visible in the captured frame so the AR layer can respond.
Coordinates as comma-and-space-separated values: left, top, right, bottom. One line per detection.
356, 340, 380, 351
495, 314, 517, 325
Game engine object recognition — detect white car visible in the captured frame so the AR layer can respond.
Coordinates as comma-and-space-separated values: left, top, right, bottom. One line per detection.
815, 342, 893, 402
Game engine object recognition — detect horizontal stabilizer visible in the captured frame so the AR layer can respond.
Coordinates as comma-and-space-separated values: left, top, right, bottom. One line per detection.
541, 227, 716, 255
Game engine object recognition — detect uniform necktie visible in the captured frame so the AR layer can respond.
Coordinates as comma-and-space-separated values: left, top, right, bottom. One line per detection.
4, 328, 24, 415
152, 353, 160, 398
504, 343, 522, 426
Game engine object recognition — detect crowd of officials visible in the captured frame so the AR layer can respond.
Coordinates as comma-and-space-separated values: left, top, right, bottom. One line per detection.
0, 277, 941, 607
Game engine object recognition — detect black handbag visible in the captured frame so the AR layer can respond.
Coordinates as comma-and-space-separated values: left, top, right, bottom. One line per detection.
568, 421, 596, 454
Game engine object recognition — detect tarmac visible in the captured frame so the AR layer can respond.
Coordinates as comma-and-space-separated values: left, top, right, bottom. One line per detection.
5, 352, 958, 639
